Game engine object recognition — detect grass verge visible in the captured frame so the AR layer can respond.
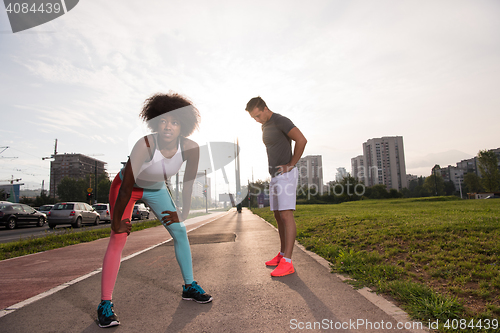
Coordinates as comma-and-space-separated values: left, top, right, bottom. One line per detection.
252, 197, 500, 332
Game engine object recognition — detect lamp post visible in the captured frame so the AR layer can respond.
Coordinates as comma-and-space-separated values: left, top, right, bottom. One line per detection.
205, 170, 208, 213
42, 139, 58, 202
458, 176, 463, 199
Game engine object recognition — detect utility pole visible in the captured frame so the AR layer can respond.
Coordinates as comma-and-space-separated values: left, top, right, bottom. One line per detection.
205, 170, 208, 213
42, 139, 58, 202
434, 168, 437, 196
94, 160, 98, 204
458, 176, 463, 199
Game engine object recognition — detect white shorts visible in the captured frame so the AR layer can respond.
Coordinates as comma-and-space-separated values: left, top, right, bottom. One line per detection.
269, 167, 298, 211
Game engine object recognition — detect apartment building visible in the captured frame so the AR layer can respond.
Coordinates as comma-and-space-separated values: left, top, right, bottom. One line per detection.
438, 165, 465, 194
361, 136, 407, 190
335, 167, 348, 182
351, 155, 366, 184
297, 155, 324, 195
457, 147, 500, 177
50, 154, 106, 196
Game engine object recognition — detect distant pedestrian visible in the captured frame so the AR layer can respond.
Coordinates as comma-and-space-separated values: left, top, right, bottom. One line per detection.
245, 96, 307, 276
97, 92, 212, 328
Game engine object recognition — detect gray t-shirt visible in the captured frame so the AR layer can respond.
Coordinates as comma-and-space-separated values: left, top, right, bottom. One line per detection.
262, 113, 296, 177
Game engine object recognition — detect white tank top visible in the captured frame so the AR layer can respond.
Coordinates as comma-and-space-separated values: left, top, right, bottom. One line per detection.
134, 134, 184, 188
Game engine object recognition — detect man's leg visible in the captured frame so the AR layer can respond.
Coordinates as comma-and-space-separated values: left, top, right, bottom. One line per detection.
273, 210, 286, 254
270, 209, 296, 276
265, 178, 285, 266
278, 209, 296, 259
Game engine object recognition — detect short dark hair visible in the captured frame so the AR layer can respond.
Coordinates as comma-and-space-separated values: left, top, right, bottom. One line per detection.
245, 96, 268, 112
140, 92, 200, 137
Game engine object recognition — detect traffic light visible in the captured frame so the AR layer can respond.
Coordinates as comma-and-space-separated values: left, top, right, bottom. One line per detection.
203, 189, 207, 197
87, 192, 93, 200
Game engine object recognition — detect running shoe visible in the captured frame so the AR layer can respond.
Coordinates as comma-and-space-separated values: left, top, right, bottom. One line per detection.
182, 281, 213, 303
271, 258, 295, 277
265, 253, 283, 266
97, 300, 120, 328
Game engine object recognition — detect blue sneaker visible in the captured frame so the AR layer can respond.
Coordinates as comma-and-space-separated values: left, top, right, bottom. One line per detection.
182, 281, 213, 303
97, 300, 120, 328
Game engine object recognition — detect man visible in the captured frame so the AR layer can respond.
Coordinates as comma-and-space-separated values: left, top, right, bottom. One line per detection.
246, 96, 307, 277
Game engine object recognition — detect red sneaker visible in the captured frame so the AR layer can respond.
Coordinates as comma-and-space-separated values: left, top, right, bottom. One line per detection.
265, 253, 283, 266
271, 258, 295, 277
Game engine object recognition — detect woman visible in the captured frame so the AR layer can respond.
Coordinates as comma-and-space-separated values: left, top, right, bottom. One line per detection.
97, 92, 212, 328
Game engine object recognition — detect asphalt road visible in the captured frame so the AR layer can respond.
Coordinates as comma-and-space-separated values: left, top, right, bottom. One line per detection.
0, 215, 157, 244
0, 209, 219, 244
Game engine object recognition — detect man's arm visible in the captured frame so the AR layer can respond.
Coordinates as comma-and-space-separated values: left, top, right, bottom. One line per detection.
278, 127, 307, 174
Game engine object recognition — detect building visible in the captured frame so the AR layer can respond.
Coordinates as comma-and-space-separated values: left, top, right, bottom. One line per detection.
457, 147, 500, 178
0, 183, 24, 203
434, 147, 500, 196
456, 157, 478, 175
297, 155, 324, 195
351, 155, 366, 184
438, 165, 465, 194
50, 154, 106, 197
335, 167, 348, 182
192, 180, 205, 198
361, 136, 407, 190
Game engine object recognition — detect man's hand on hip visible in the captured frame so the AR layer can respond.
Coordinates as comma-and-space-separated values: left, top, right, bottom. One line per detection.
277, 164, 295, 175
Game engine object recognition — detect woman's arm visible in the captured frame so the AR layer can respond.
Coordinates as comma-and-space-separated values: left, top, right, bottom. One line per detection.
112, 135, 154, 234
181, 138, 200, 221
111, 159, 134, 235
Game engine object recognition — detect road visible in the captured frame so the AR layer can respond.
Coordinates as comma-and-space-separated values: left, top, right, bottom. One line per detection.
0, 214, 158, 244
0, 209, 224, 244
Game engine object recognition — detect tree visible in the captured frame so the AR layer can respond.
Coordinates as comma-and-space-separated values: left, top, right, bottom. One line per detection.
33, 190, 55, 206
247, 180, 269, 207
57, 177, 87, 202
96, 177, 112, 203
464, 172, 481, 193
403, 176, 427, 198
388, 188, 403, 198
423, 172, 445, 196
365, 184, 389, 199
444, 181, 456, 196
477, 150, 500, 192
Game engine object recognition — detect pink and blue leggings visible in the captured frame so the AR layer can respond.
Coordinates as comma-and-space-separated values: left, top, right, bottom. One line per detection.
101, 172, 193, 301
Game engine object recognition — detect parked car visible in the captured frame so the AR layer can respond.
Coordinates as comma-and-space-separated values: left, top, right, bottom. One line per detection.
132, 203, 149, 220
0, 203, 46, 229
93, 203, 111, 223
47, 202, 100, 228
38, 204, 54, 216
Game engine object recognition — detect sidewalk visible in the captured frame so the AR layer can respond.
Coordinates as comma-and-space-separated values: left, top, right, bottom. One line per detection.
0, 208, 428, 332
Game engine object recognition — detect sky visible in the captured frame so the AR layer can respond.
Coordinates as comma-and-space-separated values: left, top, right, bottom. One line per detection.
1, 0, 499, 198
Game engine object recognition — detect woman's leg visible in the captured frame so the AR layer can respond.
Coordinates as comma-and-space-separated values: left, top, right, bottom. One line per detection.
142, 186, 194, 284
101, 175, 142, 300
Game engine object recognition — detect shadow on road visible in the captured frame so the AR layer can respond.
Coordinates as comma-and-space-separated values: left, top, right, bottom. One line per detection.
164, 299, 213, 333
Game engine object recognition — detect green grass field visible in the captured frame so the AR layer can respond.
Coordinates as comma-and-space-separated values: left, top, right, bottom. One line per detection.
252, 197, 500, 332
